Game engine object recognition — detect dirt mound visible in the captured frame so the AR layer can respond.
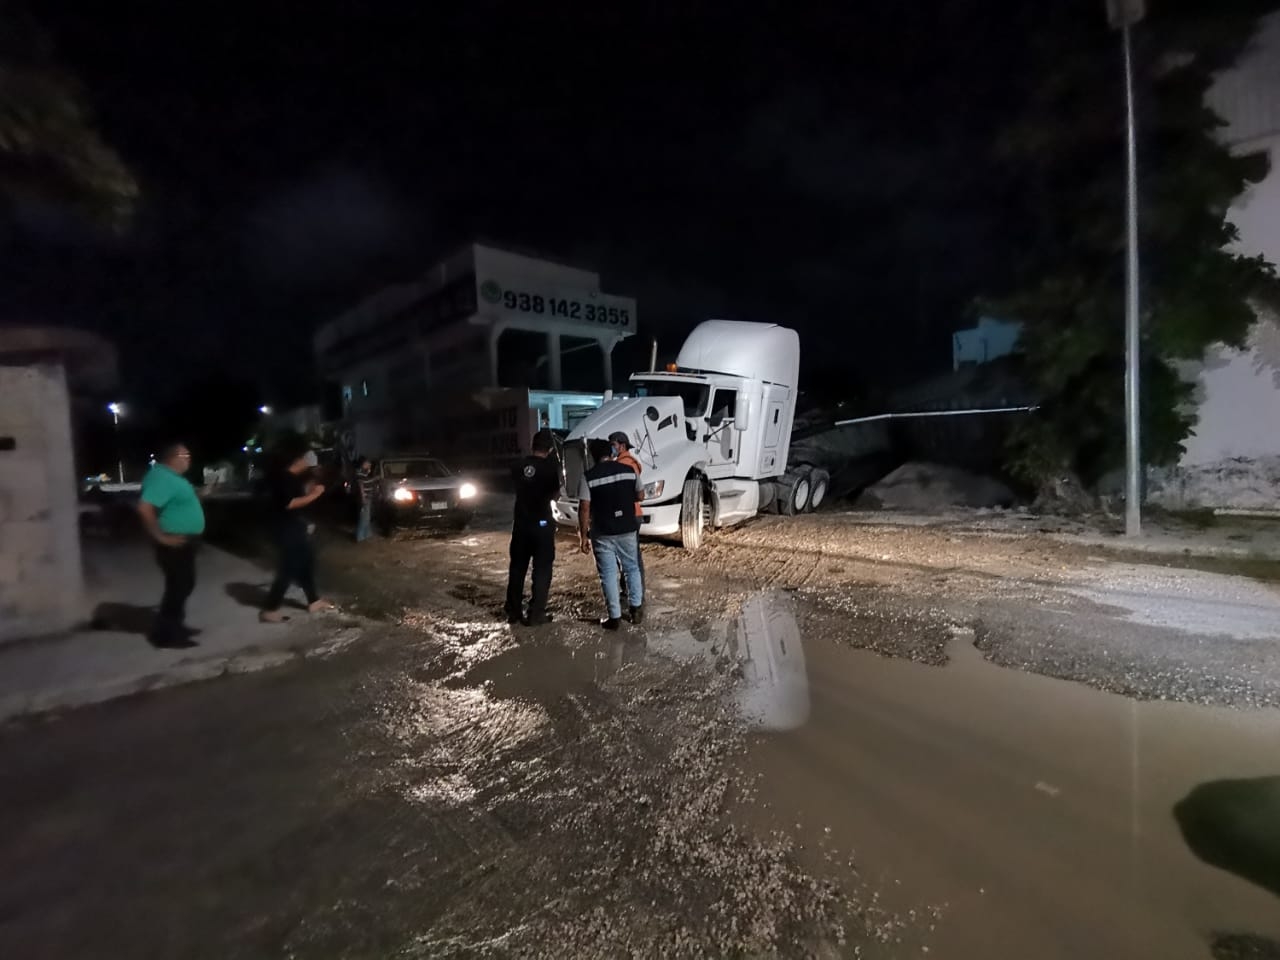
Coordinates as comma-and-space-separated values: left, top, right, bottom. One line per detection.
857, 461, 1014, 511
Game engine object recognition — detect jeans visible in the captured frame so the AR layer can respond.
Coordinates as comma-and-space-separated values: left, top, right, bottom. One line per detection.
356, 502, 372, 542
592, 532, 643, 620
265, 522, 319, 611
153, 540, 198, 644
506, 520, 556, 619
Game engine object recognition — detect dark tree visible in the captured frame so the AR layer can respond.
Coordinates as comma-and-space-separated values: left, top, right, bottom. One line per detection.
985, 0, 1280, 486
0, 0, 136, 228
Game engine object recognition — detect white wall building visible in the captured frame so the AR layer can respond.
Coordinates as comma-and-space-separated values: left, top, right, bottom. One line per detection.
314, 243, 637, 470
1153, 13, 1280, 508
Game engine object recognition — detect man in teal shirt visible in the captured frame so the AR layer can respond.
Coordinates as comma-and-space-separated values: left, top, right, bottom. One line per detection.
138, 442, 206, 648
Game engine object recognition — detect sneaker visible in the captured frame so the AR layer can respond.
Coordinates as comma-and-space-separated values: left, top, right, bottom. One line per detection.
628, 605, 644, 625
504, 608, 522, 625
600, 617, 621, 631
521, 612, 553, 627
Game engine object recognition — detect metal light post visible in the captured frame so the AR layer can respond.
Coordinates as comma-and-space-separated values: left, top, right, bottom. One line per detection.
107, 402, 124, 484
1107, 0, 1144, 536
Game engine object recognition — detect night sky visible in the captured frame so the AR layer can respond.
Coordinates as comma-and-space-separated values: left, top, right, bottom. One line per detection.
3, 1, 1065, 413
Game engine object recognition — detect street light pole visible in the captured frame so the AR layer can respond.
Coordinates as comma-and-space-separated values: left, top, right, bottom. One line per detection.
108, 402, 124, 483
1108, 0, 1144, 536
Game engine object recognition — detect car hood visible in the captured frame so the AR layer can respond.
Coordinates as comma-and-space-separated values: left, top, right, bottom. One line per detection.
387, 476, 467, 493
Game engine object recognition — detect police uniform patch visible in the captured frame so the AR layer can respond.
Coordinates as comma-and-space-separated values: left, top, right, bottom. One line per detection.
523, 465, 536, 478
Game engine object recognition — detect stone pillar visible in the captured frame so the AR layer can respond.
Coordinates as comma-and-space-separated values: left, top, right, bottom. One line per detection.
487, 327, 501, 388
601, 338, 615, 391
0, 363, 84, 642
547, 330, 562, 391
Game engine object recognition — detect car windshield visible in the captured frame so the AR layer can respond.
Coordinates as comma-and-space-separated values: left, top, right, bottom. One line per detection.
382, 459, 451, 480
632, 379, 710, 418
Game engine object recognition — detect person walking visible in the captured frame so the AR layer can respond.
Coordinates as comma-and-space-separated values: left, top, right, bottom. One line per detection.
260, 441, 334, 622
505, 430, 562, 626
578, 437, 644, 630
137, 442, 205, 648
355, 457, 377, 542
608, 430, 646, 605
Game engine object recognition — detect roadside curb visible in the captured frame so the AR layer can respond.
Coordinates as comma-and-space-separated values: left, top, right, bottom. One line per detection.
0, 626, 364, 726
1051, 533, 1280, 564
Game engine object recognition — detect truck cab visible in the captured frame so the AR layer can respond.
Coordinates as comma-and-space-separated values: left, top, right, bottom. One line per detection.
554, 320, 826, 549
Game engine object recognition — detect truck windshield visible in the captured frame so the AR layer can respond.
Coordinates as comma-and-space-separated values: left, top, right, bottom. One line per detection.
382, 459, 452, 480
632, 379, 709, 418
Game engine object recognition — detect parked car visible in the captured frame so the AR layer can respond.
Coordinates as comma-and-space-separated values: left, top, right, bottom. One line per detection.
373, 454, 479, 533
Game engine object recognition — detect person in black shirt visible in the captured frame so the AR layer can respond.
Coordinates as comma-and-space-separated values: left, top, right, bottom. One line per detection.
260, 440, 334, 622
504, 430, 563, 626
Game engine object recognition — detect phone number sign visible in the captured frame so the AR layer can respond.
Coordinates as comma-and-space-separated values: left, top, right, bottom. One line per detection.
477, 277, 635, 330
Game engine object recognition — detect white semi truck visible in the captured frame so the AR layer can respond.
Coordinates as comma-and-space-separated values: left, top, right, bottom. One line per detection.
553, 320, 829, 550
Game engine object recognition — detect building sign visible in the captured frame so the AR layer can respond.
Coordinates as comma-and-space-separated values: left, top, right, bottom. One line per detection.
475, 274, 636, 332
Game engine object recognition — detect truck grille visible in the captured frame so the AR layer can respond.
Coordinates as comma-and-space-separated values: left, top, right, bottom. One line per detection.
561, 439, 587, 499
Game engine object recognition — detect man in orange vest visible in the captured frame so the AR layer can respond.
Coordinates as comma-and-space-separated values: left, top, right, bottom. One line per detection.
609, 431, 645, 620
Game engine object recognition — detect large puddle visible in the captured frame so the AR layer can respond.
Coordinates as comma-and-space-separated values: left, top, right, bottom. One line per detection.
734, 591, 1280, 958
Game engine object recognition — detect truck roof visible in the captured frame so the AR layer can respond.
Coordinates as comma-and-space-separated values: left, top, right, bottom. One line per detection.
674, 320, 800, 388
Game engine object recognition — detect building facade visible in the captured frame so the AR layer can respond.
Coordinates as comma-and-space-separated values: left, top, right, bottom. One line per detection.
1155, 13, 1280, 508
315, 243, 637, 470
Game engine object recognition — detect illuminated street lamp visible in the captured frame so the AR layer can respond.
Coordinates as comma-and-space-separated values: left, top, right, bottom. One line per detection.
107, 402, 125, 483
1107, 0, 1144, 537
259, 405, 272, 415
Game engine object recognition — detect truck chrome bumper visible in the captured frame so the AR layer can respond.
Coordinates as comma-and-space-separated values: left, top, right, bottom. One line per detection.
553, 498, 682, 537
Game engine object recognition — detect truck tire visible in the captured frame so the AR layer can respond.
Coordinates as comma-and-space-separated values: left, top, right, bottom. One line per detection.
681, 476, 706, 551
807, 469, 830, 512
779, 469, 811, 517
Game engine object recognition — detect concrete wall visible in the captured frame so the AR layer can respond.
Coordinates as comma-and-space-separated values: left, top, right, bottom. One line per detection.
0, 363, 85, 642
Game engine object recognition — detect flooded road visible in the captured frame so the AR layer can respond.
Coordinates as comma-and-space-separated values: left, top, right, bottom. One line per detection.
3, 506, 1279, 957
742, 594, 1280, 958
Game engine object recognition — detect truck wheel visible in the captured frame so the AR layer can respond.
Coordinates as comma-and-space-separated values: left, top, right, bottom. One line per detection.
807, 470, 830, 512
780, 470, 811, 516
681, 477, 705, 551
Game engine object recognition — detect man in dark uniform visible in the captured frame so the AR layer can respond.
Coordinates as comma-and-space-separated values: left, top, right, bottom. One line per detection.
505, 430, 562, 626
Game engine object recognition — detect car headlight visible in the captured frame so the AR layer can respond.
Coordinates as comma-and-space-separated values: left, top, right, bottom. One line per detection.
642, 480, 665, 499
458, 482, 478, 500
392, 486, 415, 502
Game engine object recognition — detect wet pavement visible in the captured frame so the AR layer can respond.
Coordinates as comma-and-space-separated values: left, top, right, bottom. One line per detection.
1, 505, 1279, 958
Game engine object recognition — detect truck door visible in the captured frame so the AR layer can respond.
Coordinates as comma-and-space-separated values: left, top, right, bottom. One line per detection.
706, 388, 739, 468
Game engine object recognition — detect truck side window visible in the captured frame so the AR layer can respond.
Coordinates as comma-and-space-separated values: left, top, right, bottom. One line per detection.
709, 390, 736, 423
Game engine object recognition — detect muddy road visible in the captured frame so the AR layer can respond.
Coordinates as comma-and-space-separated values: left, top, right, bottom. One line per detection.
2, 504, 1279, 958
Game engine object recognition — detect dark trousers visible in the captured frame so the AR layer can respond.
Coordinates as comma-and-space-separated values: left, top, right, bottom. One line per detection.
153, 540, 197, 643
266, 523, 319, 611
506, 522, 556, 618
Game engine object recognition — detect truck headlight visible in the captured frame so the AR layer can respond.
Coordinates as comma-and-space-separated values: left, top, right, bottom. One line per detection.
392, 486, 415, 503
458, 482, 478, 499
642, 480, 665, 500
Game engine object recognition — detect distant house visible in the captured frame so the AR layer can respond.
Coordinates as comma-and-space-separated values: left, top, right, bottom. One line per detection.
314, 242, 636, 473
952, 317, 1022, 371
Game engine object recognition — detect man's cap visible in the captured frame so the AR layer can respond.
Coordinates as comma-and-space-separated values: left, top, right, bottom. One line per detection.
608, 431, 631, 448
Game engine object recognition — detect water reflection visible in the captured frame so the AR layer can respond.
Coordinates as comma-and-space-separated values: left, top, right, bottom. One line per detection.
729, 592, 811, 732
453, 591, 811, 731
